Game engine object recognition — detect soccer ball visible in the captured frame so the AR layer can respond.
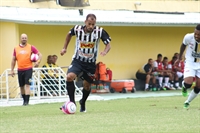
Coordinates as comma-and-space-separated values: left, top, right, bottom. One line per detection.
30, 53, 39, 62
63, 101, 76, 114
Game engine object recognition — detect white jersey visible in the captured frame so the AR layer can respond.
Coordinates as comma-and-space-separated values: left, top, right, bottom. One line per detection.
183, 33, 200, 63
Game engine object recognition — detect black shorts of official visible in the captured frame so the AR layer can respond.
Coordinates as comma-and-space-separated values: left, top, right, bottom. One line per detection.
67, 59, 96, 83
136, 72, 147, 81
18, 68, 33, 87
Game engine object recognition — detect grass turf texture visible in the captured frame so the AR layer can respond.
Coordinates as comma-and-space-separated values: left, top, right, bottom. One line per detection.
0, 96, 200, 133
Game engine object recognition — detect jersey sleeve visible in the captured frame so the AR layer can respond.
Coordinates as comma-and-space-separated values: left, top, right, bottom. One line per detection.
153, 61, 158, 68
144, 65, 150, 73
168, 64, 172, 69
182, 34, 190, 45
69, 25, 77, 36
31, 45, 39, 54
101, 29, 111, 45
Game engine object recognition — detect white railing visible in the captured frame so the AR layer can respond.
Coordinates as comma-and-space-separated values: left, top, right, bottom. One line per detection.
0, 67, 82, 102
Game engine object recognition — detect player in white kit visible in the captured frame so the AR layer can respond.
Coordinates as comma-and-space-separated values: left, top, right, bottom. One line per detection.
177, 24, 200, 108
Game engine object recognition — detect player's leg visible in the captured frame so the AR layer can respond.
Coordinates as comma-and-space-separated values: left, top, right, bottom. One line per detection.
184, 71, 200, 108
151, 75, 157, 90
182, 65, 195, 97
17, 70, 26, 105
79, 62, 96, 112
175, 72, 183, 89
163, 73, 171, 90
169, 72, 174, 89
66, 59, 84, 104
158, 73, 163, 90
24, 69, 33, 105
66, 72, 77, 103
136, 72, 149, 91
79, 80, 91, 112
145, 74, 151, 91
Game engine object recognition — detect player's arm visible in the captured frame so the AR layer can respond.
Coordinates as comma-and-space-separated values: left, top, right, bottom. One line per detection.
32, 45, 42, 67
178, 44, 186, 60
100, 29, 111, 56
61, 26, 76, 56
11, 49, 17, 77
178, 34, 188, 61
63, 33, 73, 50
144, 65, 152, 75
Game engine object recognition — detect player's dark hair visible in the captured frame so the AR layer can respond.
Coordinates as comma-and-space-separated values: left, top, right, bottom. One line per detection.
172, 56, 177, 60
196, 24, 200, 30
86, 14, 96, 20
163, 57, 168, 60
157, 54, 162, 58
47, 55, 52, 59
148, 58, 152, 62
52, 54, 58, 58
174, 52, 178, 56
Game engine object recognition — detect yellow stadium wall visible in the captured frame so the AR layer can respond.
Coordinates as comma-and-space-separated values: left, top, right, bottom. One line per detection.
0, 22, 195, 79
0, 0, 199, 12
0, 22, 19, 74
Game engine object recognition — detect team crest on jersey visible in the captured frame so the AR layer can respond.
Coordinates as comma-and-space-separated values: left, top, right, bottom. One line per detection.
80, 42, 95, 48
19, 50, 27, 54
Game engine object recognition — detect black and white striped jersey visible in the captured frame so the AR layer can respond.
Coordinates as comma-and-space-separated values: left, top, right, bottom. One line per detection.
69, 25, 111, 63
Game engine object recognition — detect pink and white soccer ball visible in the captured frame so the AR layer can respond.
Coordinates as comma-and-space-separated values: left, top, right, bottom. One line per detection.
63, 101, 76, 114
30, 53, 39, 62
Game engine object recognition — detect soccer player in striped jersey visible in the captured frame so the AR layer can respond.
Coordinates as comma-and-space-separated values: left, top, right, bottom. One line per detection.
60, 14, 111, 112
176, 24, 200, 108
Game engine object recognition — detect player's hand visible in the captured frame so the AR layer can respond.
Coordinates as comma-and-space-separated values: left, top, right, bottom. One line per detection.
100, 51, 107, 56
34, 62, 39, 68
174, 59, 180, 66
60, 49, 66, 56
11, 70, 15, 77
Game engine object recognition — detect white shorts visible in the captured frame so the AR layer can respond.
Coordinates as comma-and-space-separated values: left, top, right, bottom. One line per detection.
184, 61, 200, 78
177, 72, 183, 78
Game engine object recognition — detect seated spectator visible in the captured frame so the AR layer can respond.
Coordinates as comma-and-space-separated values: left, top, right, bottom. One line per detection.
52, 54, 59, 67
136, 58, 156, 91
52, 54, 65, 92
152, 54, 164, 90
162, 57, 175, 90
168, 56, 184, 90
41, 55, 57, 96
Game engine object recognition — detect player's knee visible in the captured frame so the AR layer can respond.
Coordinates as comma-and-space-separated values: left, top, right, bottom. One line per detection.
193, 87, 200, 94
146, 74, 150, 79
83, 81, 91, 90
67, 73, 76, 81
183, 82, 192, 89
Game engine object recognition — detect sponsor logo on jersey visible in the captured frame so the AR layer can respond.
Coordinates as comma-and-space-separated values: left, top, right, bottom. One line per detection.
78, 50, 94, 58
192, 51, 200, 58
80, 42, 95, 48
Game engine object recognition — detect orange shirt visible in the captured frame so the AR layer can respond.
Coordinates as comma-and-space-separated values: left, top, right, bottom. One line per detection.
14, 44, 36, 70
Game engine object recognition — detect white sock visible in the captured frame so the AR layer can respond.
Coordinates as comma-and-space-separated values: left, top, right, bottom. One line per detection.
145, 84, 149, 89
185, 90, 198, 103
159, 77, 163, 87
175, 82, 179, 87
165, 77, 169, 87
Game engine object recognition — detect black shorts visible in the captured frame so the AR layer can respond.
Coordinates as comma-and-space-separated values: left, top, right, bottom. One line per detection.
67, 59, 96, 83
136, 72, 147, 81
18, 69, 33, 87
